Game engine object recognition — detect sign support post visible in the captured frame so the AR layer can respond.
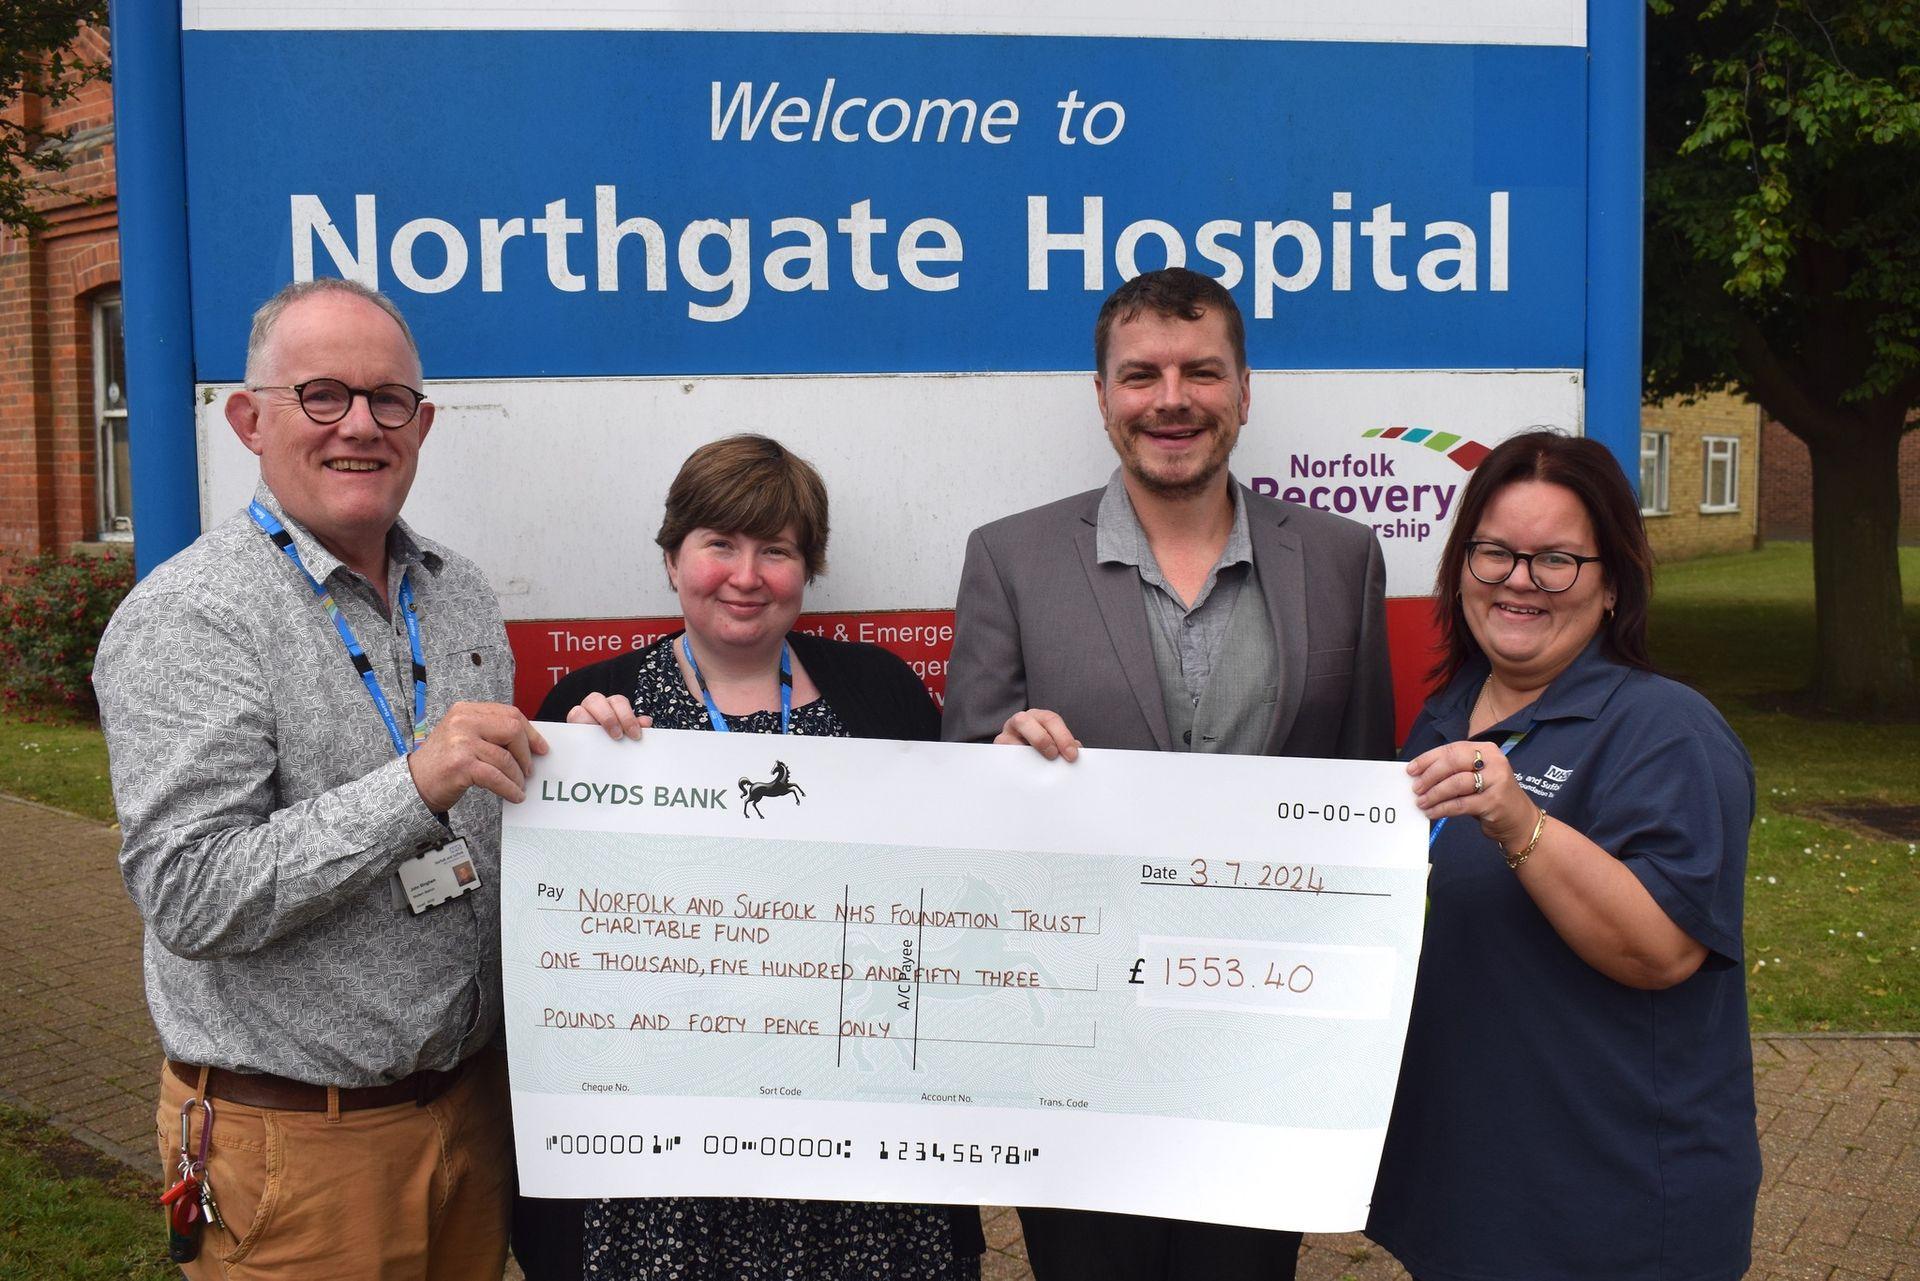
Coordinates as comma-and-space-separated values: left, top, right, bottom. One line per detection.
108, 0, 200, 577
1585, 0, 1647, 486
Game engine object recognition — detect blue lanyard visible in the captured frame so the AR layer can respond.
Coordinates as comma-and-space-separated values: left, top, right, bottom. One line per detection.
1428, 729, 1528, 850
249, 502, 427, 758
682, 635, 791, 734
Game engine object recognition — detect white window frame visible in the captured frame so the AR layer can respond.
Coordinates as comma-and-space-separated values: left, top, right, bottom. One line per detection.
93, 292, 132, 540
1700, 435, 1740, 513
1639, 430, 1670, 515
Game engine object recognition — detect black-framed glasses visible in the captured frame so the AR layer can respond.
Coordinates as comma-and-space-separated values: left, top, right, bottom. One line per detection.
250, 378, 426, 429
1465, 541, 1602, 593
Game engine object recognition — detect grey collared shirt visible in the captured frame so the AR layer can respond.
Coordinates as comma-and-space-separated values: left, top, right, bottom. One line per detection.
94, 485, 514, 1085
1095, 471, 1278, 753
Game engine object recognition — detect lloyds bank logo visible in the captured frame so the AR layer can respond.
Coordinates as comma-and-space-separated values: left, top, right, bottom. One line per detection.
740, 760, 807, 819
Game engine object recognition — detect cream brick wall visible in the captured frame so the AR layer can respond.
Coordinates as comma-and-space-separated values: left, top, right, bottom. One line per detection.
1637, 390, 1762, 562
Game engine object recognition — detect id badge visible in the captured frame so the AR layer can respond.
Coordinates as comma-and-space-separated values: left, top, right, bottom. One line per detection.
394, 838, 482, 914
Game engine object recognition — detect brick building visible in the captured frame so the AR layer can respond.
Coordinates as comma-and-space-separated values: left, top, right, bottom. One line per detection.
1758, 418, 1920, 544
1636, 389, 1763, 562
0, 22, 123, 564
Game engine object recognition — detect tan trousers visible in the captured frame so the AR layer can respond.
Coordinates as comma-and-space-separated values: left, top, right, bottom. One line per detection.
155, 1051, 511, 1281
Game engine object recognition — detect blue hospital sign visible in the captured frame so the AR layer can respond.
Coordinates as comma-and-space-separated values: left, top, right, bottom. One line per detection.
123, 2, 1631, 728
182, 31, 1583, 379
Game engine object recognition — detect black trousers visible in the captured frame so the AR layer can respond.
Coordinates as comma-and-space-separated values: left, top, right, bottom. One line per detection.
511, 1195, 986, 1280
1018, 1207, 1301, 1281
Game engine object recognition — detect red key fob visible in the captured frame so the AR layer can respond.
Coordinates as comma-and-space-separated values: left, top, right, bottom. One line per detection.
162, 1176, 203, 1263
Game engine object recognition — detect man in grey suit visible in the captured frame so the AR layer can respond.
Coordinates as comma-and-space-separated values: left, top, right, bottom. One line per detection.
942, 267, 1395, 1280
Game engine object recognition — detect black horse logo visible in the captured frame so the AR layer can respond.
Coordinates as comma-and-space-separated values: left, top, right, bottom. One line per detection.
740, 760, 805, 819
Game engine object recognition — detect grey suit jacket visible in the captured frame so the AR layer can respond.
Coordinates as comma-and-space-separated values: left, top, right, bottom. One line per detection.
942, 483, 1395, 759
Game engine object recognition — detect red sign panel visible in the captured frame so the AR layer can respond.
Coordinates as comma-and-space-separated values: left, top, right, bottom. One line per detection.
510, 603, 1437, 744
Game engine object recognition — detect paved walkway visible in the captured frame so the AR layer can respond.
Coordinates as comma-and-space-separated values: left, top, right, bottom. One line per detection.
2, 794, 1914, 1279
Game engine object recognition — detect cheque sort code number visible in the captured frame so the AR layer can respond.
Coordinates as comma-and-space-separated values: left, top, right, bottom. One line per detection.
1276, 802, 1397, 824
1151, 956, 1315, 994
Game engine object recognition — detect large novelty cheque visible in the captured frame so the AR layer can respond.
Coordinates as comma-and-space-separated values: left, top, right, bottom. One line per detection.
504, 725, 1427, 1231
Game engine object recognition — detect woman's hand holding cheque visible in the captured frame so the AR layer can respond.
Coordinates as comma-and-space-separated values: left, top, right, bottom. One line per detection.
564, 691, 652, 740
1406, 739, 1539, 852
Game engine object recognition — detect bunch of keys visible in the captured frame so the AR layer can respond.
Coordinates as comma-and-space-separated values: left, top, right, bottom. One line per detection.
159, 1097, 223, 1263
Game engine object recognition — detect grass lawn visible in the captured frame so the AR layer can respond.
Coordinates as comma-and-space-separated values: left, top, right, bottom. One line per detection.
1651, 543, 1920, 1031
0, 1106, 175, 1281
0, 711, 116, 825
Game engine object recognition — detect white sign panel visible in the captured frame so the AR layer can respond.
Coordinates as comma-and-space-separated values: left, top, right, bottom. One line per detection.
197, 369, 1581, 615
183, 1, 1586, 46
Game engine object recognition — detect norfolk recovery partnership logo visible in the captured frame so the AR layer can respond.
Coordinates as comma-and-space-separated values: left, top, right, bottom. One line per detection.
1252, 426, 1493, 545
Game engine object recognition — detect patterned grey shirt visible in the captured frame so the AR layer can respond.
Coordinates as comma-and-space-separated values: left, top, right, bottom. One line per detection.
94, 485, 514, 1086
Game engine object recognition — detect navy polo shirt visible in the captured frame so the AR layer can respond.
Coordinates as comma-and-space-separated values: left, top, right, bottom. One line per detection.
1367, 639, 1760, 1281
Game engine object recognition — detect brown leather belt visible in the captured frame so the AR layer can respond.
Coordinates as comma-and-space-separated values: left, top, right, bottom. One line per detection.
167, 1058, 467, 1112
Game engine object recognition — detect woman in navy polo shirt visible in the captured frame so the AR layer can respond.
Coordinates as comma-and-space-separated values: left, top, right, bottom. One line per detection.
1367, 430, 1760, 1281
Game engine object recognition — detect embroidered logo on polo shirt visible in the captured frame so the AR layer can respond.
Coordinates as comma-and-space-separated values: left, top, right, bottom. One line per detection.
1517, 764, 1574, 800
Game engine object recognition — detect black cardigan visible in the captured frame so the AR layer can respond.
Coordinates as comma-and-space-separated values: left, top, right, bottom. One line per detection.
515, 631, 981, 1273
535, 629, 940, 742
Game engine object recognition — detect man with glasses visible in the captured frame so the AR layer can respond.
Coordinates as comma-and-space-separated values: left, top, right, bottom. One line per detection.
95, 277, 545, 1279
943, 267, 1395, 1281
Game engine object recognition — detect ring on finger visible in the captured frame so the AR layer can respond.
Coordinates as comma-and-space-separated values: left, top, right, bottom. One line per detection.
1472, 769, 1486, 794
1472, 749, 1485, 772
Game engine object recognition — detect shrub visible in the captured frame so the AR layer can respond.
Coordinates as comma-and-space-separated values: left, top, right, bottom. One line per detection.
0, 551, 133, 719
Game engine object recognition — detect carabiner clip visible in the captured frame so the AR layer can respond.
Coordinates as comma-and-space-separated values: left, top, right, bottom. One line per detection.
179, 1096, 214, 1170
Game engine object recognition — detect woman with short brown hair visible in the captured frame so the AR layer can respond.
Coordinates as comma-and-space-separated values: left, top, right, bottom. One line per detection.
513, 434, 981, 1281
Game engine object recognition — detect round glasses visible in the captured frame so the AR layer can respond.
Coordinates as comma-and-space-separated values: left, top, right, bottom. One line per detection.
1465, 541, 1602, 593
251, 378, 426, 429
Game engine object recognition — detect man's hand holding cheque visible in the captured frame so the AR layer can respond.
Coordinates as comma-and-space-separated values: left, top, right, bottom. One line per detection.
409, 701, 550, 810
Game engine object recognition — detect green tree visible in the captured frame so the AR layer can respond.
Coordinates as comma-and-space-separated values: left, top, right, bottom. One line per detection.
1645, 0, 1919, 713
0, 2, 110, 236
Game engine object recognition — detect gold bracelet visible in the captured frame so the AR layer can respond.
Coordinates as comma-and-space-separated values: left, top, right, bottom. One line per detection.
1501, 807, 1547, 870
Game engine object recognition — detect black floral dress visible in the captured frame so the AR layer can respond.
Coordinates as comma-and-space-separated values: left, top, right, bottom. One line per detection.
580, 641, 978, 1281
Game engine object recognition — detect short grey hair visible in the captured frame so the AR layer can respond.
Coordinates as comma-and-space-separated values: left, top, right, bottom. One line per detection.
242, 278, 423, 386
